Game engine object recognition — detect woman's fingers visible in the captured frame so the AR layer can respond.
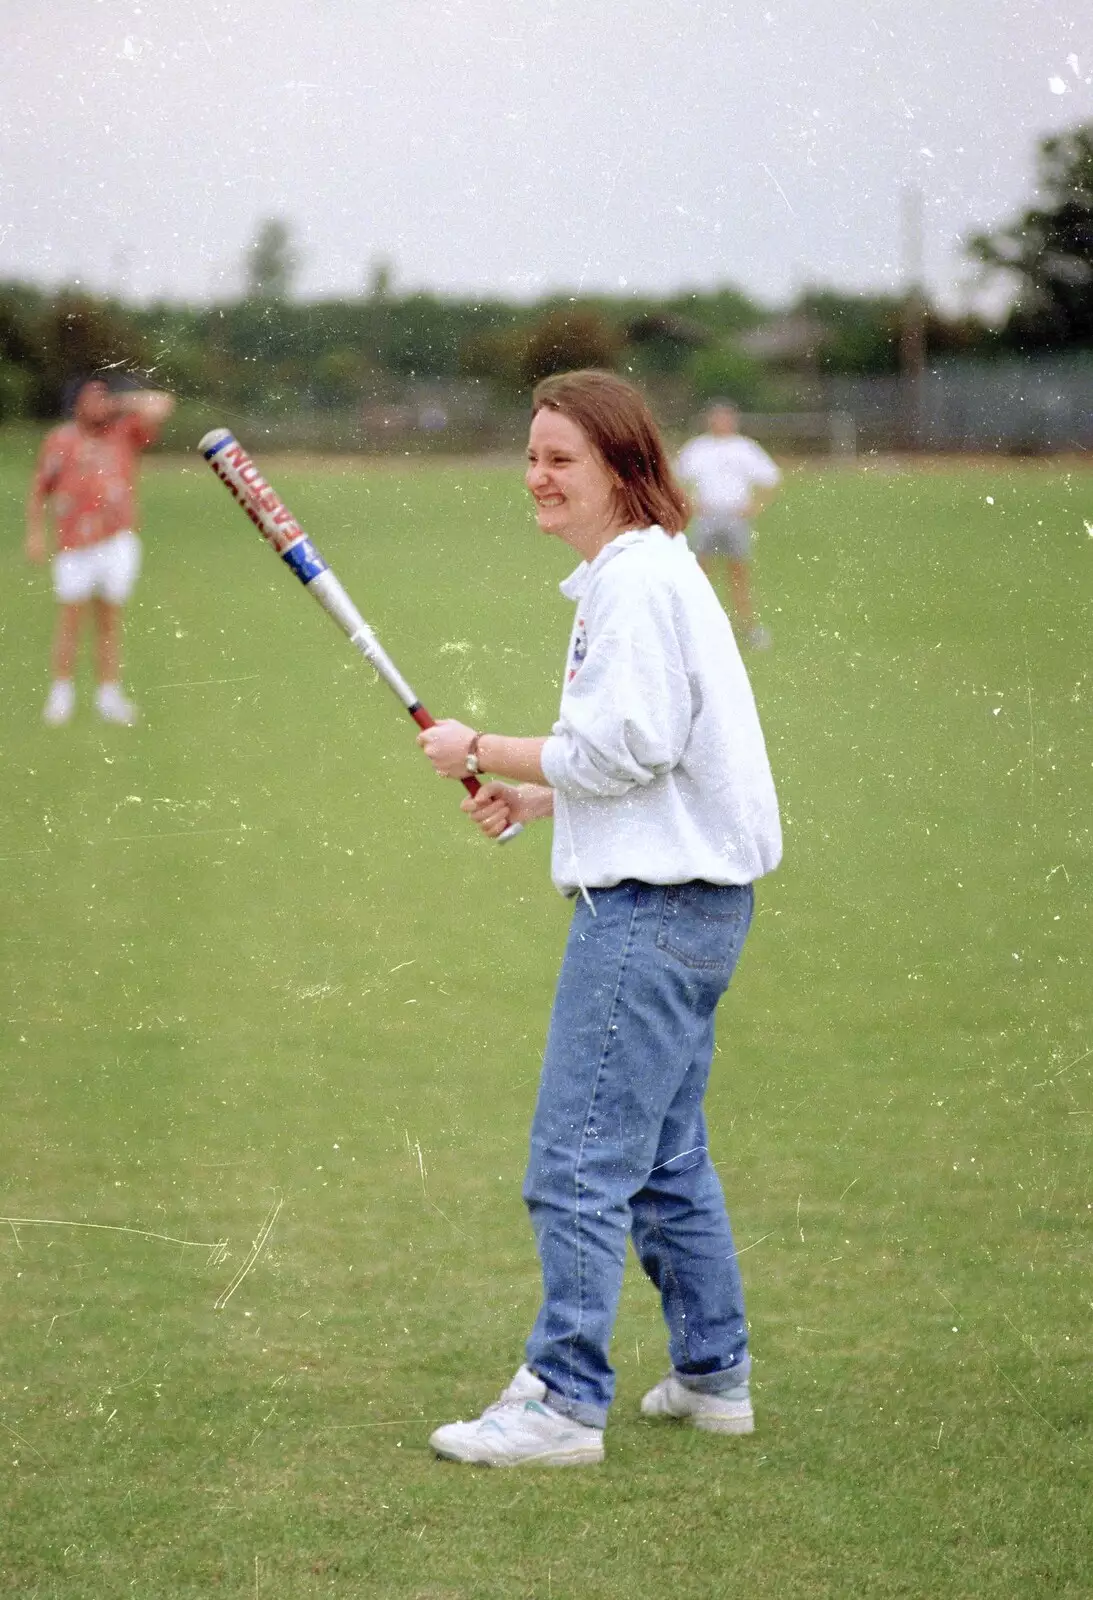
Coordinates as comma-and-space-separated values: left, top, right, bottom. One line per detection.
461, 782, 514, 836
416, 719, 474, 777
461, 781, 508, 812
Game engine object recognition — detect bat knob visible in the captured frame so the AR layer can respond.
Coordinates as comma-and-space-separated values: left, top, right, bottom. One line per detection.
199, 427, 235, 457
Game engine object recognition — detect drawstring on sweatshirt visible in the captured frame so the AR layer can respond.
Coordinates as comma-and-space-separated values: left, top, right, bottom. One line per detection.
559, 799, 596, 914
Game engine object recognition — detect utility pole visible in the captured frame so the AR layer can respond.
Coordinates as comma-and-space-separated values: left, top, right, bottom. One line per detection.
899, 185, 928, 449
110, 247, 132, 304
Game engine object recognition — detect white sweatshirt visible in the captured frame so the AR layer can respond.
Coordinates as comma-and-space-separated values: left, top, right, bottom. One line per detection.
676, 433, 781, 516
540, 526, 782, 897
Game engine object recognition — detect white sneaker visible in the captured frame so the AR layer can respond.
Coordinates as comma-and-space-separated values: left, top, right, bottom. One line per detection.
95, 683, 139, 725
640, 1372, 754, 1435
42, 680, 76, 725
430, 1365, 605, 1467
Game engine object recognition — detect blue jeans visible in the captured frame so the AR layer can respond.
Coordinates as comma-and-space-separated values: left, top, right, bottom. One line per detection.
523, 879, 754, 1429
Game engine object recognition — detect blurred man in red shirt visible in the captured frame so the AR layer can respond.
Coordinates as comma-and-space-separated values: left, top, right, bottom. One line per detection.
26, 377, 174, 725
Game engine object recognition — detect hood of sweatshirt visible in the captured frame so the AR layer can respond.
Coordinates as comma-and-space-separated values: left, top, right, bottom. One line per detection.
559, 525, 672, 603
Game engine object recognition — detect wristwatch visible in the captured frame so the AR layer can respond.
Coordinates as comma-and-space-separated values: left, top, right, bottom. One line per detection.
465, 732, 484, 775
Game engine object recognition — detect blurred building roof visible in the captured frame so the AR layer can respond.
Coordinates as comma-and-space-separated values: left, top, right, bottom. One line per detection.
738, 313, 826, 364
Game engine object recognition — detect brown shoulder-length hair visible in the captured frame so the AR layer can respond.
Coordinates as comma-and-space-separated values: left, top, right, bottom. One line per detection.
531, 369, 690, 535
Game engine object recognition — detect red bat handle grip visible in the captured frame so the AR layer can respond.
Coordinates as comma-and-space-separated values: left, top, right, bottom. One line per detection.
409, 703, 480, 799
409, 705, 523, 843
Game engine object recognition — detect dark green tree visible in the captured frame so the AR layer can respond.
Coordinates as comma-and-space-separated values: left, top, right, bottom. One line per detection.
459, 323, 528, 390
687, 341, 771, 409
366, 257, 395, 301
623, 311, 709, 376
519, 306, 621, 387
244, 217, 298, 302
792, 289, 904, 373
969, 123, 1093, 347
33, 292, 148, 414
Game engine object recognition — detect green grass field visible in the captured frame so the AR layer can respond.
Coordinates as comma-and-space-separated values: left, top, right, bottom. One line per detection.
2, 434, 1091, 1598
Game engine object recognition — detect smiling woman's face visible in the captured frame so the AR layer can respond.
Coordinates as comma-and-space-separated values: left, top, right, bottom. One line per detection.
525, 406, 623, 557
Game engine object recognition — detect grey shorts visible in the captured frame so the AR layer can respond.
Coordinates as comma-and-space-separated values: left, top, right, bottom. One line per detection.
692, 514, 752, 561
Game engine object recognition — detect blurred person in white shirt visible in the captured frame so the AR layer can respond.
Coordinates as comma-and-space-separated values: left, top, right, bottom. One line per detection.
676, 401, 781, 649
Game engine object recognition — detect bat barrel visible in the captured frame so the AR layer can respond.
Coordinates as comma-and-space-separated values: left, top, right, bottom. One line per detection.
200, 428, 315, 560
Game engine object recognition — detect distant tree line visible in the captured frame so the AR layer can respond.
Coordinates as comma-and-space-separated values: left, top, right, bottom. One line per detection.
1, 124, 1089, 428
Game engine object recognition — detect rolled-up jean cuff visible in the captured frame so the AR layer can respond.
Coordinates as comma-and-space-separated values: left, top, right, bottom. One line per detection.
540, 1382, 607, 1431
676, 1354, 751, 1395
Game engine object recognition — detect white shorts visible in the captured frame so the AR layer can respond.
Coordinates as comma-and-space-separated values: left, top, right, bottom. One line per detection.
52, 530, 142, 605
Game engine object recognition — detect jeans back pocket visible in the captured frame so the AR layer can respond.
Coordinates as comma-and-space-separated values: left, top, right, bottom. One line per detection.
655, 881, 753, 973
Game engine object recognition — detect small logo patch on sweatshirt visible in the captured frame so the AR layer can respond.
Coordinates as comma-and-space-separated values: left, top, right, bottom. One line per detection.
568, 616, 588, 681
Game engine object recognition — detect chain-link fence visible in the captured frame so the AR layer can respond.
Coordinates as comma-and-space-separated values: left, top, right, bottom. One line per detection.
827, 353, 1093, 453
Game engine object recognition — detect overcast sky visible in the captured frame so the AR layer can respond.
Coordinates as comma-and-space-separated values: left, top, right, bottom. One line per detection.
2, 0, 1090, 311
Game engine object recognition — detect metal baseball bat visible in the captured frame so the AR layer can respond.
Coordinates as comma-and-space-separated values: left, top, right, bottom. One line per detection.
198, 427, 521, 843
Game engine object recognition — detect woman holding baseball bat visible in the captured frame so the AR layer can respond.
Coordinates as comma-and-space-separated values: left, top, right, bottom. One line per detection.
418, 369, 782, 1467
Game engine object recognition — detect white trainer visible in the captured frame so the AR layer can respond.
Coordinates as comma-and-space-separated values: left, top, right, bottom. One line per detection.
95, 683, 139, 726
42, 679, 76, 725
430, 1365, 605, 1467
640, 1373, 754, 1435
